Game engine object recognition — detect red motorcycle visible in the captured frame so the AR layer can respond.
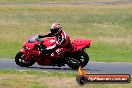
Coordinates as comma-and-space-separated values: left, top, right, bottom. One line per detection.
15, 34, 92, 69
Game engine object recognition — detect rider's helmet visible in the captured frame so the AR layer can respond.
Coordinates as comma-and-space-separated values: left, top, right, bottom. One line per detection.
50, 23, 62, 35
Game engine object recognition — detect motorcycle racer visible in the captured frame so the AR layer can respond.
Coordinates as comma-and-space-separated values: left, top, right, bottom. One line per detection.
15, 23, 92, 69
38, 23, 73, 58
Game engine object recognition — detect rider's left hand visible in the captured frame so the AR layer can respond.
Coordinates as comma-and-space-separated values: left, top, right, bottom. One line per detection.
38, 35, 44, 38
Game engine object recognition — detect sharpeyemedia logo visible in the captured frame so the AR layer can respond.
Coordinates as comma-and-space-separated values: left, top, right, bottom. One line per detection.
76, 67, 131, 85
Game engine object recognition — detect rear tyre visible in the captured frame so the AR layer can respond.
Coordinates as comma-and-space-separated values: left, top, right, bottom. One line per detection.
15, 52, 35, 67
80, 51, 89, 68
66, 51, 89, 70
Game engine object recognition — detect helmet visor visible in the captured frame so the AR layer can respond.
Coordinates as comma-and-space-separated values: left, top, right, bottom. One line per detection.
50, 28, 59, 34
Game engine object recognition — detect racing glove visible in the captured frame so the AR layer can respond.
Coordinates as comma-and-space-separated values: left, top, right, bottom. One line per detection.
38, 35, 45, 38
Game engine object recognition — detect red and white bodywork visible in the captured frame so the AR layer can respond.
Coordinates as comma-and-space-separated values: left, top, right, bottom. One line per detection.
15, 34, 92, 69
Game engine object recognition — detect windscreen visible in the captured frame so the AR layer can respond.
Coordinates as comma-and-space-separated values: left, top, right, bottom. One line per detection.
28, 34, 40, 43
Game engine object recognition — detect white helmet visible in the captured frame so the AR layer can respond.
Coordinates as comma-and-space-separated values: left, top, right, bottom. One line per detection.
50, 23, 62, 35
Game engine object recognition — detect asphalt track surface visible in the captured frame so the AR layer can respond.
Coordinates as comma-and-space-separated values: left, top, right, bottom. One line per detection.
0, 59, 132, 75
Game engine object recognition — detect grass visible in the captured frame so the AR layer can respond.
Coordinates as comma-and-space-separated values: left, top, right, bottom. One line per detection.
0, 69, 132, 88
0, 0, 118, 3
0, 69, 76, 77
0, 3, 132, 61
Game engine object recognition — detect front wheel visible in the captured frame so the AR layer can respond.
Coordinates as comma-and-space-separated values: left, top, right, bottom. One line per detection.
15, 52, 35, 67
66, 51, 89, 70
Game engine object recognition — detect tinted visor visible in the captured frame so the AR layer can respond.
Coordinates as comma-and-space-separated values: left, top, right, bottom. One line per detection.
50, 28, 59, 34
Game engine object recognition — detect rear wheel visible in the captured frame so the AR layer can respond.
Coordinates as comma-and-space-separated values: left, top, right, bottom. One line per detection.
66, 51, 89, 70
79, 51, 89, 67
15, 52, 35, 67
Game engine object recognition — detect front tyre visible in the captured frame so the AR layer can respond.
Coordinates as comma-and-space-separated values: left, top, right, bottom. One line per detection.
15, 52, 35, 67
